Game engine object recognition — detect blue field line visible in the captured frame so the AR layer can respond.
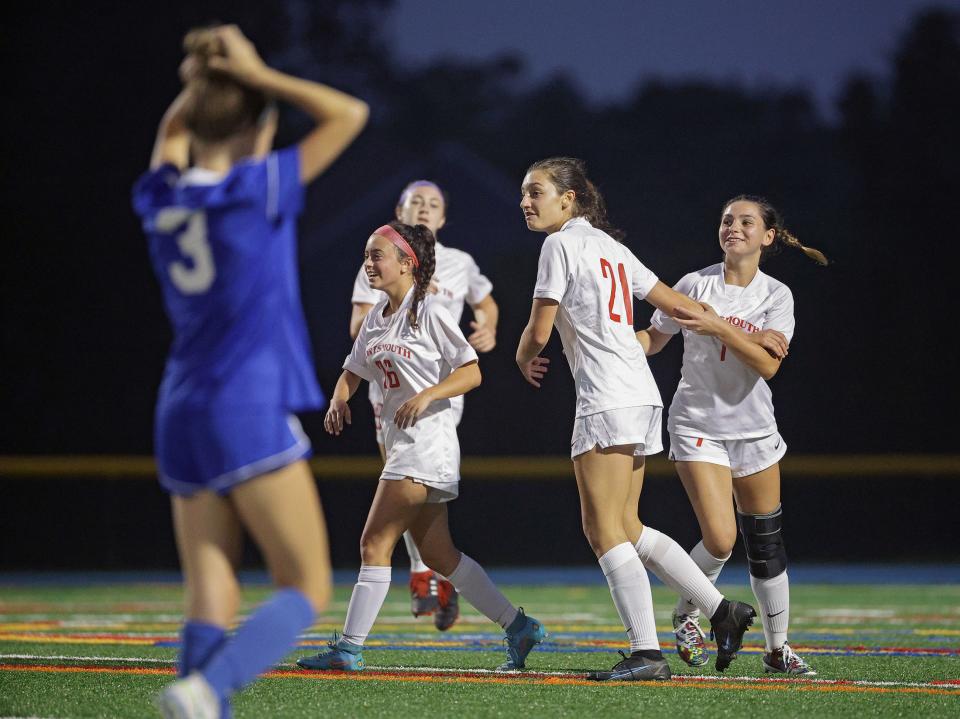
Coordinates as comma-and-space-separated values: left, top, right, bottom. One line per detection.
2, 563, 960, 586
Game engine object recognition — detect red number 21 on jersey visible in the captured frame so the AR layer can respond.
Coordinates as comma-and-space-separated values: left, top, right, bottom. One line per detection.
600, 258, 633, 325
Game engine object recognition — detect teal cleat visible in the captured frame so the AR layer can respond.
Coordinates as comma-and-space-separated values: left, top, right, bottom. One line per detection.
296, 633, 365, 671
497, 608, 547, 670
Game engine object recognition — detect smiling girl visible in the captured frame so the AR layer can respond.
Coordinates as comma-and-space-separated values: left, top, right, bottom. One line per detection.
298, 221, 545, 673
517, 157, 756, 679
638, 195, 827, 675
348, 180, 498, 630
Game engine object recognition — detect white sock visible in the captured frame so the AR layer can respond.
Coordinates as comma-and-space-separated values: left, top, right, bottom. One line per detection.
599, 542, 659, 652
402, 531, 430, 573
447, 553, 518, 629
673, 540, 730, 620
751, 571, 790, 651
635, 527, 724, 619
342, 565, 391, 646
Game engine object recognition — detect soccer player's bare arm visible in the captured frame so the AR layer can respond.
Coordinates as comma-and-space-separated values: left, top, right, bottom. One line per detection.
468, 293, 499, 352
516, 299, 557, 387
349, 303, 374, 340
324, 370, 362, 436
636, 326, 672, 356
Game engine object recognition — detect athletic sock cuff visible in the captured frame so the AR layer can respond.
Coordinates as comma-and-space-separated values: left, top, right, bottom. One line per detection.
598, 542, 639, 577
358, 565, 392, 584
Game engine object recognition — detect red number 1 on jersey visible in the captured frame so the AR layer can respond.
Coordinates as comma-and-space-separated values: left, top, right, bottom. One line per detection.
600, 258, 633, 325
376, 359, 400, 388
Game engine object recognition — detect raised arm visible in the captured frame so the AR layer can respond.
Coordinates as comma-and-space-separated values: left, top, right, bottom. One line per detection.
467, 293, 499, 352
150, 89, 192, 170
207, 25, 369, 184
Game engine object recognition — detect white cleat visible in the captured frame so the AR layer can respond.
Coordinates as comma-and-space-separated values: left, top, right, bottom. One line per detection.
156, 671, 221, 719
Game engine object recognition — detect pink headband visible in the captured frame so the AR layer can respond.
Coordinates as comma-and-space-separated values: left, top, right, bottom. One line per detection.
374, 224, 419, 268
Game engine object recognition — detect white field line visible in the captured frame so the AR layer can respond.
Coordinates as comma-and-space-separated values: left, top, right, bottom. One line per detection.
2, 653, 958, 691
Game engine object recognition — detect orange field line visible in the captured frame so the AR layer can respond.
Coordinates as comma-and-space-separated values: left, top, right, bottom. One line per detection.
2, 664, 958, 696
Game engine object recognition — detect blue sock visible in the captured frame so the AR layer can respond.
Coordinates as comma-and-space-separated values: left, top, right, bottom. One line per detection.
201, 588, 315, 698
179, 621, 226, 677
179, 621, 232, 719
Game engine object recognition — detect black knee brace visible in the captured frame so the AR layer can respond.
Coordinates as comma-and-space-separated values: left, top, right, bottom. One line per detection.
737, 505, 787, 579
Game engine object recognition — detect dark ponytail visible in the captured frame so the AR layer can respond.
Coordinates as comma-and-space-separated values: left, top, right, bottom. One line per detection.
723, 195, 829, 266
526, 157, 625, 241
386, 221, 436, 330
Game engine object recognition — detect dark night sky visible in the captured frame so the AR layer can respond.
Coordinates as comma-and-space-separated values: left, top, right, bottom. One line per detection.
391, 0, 951, 117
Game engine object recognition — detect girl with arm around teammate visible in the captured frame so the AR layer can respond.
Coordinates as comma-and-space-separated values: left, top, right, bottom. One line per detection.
298, 222, 545, 673
639, 195, 827, 674
134, 25, 367, 718
516, 157, 756, 679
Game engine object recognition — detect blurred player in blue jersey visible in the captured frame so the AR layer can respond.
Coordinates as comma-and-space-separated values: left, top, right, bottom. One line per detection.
132, 25, 367, 719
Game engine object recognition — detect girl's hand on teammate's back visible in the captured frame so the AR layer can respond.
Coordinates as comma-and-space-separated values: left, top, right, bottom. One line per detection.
394, 391, 435, 429
519, 356, 550, 388
207, 25, 268, 86
324, 399, 352, 436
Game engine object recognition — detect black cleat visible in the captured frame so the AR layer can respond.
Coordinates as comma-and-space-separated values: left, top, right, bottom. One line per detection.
586, 651, 671, 681
710, 599, 756, 672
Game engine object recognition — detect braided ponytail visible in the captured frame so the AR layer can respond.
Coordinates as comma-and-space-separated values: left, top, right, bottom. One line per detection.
723, 194, 829, 266
526, 157, 626, 241
385, 221, 436, 330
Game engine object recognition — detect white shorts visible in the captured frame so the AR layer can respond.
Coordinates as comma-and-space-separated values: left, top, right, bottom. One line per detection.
571, 406, 663, 459
379, 472, 458, 503
373, 395, 464, 446
668, 432, 787, 477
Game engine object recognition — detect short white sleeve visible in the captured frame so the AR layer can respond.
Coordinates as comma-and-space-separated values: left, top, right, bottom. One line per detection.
350, 265, 380, 305
425, 302, 479, 370
465, 255, 494, 306
650, 273, 698, 335
763, 286, 796, 343
533, 234, 568, 302
629, 252, 659, 300
343, 321, 375, 382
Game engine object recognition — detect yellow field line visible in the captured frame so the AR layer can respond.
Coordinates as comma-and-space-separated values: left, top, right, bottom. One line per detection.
1, 454, 958, 479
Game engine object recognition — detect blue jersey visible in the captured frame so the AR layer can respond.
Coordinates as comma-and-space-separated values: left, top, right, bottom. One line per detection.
132, 147, 324, 415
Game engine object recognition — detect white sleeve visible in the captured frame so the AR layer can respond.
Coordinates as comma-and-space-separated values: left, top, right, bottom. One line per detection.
533, 234, 568, 302
425, 303, 479, 370
650, 273, 697, 335
464, 255, 494, 306
342, 321, 375, 382
350, 265, 380, 305
763, 286, 796, 343
629, 250, 659, 300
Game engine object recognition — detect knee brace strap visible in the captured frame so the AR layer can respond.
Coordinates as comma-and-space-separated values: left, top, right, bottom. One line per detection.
737, 505, 787, 579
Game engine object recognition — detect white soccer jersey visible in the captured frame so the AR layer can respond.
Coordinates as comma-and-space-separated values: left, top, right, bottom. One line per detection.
650, 263, 795, 440
344, 288, 478, 485
534, 217, 662, 417
351, 241, 493, 415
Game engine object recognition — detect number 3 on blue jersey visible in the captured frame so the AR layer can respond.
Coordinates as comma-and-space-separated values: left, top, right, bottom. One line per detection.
155, 207, 216, 294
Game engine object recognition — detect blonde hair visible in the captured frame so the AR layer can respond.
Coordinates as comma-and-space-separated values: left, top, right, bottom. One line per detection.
724, 195, 829, 266
181, 27, 268, 142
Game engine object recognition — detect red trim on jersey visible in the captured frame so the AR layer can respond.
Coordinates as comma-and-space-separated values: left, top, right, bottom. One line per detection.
696, 437, 704, 447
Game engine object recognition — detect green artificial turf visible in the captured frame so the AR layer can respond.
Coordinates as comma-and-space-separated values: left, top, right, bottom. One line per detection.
1, 582, 958, 718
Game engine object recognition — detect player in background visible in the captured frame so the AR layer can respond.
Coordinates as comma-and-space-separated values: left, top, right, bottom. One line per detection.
516, 157, 756, 680
637, 195, 827, 675
299, 222, 544, 672
133, 25, 367, 718
349, 180, 498, 630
